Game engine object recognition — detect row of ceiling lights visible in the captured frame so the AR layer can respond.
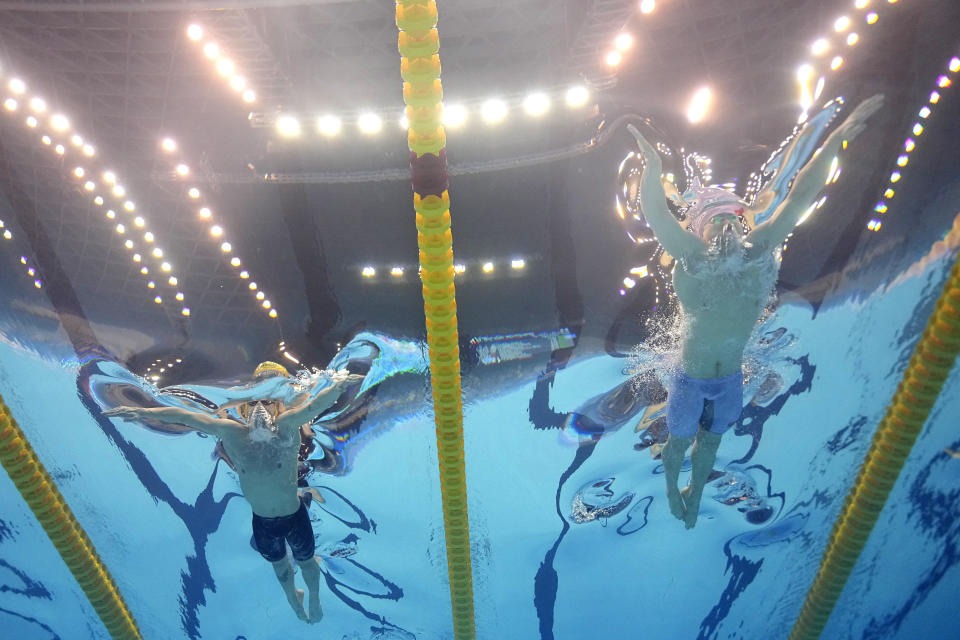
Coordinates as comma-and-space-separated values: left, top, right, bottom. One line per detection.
157, 136, 279, 319
1, 72, 192, 316
187, 23, 257, 104
359, 258, 528, 279
867, 55, 957, 232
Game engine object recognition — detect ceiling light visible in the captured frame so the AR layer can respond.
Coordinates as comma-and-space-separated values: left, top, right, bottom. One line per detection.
242, 89, 256, 103
866, 12, 878, 24
686, 86, 712, 123
144, 231, 154, 242
834, 16, 850, 31
3, 98, 17, 111
199, 207, 212, 218
82, 144, 95, 157
8, 78, 25, 93
358, 112, 382, 134
640, 0, 655, 14
187, 24, 203, 41
216, 58, 234, 76
811, 39, 829, 55
830, 56, 843, 70
362, 266, 375, 277
950, 57, 960, 73
230, 75, 246, 91
605, 51, 623, 67
523, 92, 550, 116
615, 33, 633, 51
41, 135, 51, 145
176, 164, 189, 176
73, 167, 85, 178
55, 144, 65, 155
188, 187, 200, 198
210, 225, 223, 237
317, 114, 341, 136
511, 259, 526, 269
482, 262, 495, 273
29, 97, 46, 112
846, 32, 859, 45
161, 137, 177, 152
203, 42, 220, 59
113, 185, 126, 197
220, 242, 232, 252
71, 134, 83, 146
276, 115, 301, 137
442, 104, 467, 127
481, 98, 507, 123
230, 257, 241, 267
565, 85, 589, 107
103, 171, 116, 183
83, 180, 95, 191
25, 116, 38, 127
124, 201, 135, 211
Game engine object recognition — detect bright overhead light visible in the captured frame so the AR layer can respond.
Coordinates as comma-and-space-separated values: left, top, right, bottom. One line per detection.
210, 225, 223, 237
25, 116, 38, 128
50, 113, 69, 130
357, 112, 382, 134
950, 57, 960, 73
83, 180, 95, 191
70, 134, 83, 147
523, 92, 550, 116
187, 24, 203, 41
176, 164, 189, 176
242, 89, 256, 103
834, 16, 850, 31
268, 309, 277, 318
113, 185, 126, 197
199, 207, 212, 218
229, 75, 246, 91
134, 216, 145, 227
317, 114, 341, 136
161, 137, 177, 152
8, 78, 25, 93
144, 231, 154, 242
55, 144, 65, 155
220, 241, 232, 252
847, 32, 859, 46
830, 56, 843, 70
565, 85, 589, 107
855, 0, 869, 8
605, 51, 623, 67
482, 262, 495, 273
152, 247, 163, 258
481, 98, 507, 123
442, 104, 467, 127
230, 257, 241, 267
188, 187, 200, 198
216, 58, 235, 76
82, 144, 95, 157
41, 135, 51, 145
686, 86, 712, 123
29, 97, 46, 112
276, 115, 301, 137
203, 42, 220, 59
640, 0, 655, 14
361, 266, 375, 277
161, 262, 171, 272
615, 33, 633, 51
390, 266, 404, 276
73, 167, 85, 178
124, 201, 135, 212
811, 39, 829, 55
511, 259, 526, 269
398, 112, 409, 129
866, 12, 878, 24
3, 98, 17, 111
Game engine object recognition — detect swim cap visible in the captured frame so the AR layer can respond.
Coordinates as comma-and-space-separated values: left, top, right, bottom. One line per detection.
253, 361, 290, 379
683, 187, 746, 238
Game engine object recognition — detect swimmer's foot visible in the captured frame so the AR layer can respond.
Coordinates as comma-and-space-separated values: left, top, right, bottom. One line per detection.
680, 486, 702, 529
666, 488, 686, 521
288, 589, 309, 622
307, 591, 323, 624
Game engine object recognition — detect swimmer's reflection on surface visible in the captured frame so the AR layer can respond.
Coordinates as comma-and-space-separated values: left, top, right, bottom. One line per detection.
628, 94, 884, 529
103, 361, 363, 623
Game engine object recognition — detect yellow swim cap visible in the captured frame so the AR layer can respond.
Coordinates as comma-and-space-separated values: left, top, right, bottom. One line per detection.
253, 361, 290, 379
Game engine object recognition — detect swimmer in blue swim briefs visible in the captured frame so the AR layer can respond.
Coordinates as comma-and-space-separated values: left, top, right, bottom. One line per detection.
628, 94, 883, 528
105, 362, 363, 622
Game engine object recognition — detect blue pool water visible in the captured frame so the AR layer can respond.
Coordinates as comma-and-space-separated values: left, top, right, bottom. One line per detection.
1, 2, 960, 639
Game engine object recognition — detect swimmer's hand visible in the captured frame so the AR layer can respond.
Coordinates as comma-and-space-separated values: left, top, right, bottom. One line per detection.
834, 94, 884, 143
627, 124, 660, 162
327, 370, 365, 388
102, 406, 147, 421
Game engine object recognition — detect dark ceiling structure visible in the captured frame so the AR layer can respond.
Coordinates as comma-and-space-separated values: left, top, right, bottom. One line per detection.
0, 0, 956, 379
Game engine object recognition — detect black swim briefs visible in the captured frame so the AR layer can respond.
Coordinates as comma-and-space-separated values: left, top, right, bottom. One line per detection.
251, 497, 316, 563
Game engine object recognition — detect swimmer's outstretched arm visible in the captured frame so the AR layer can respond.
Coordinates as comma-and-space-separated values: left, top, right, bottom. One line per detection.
103, 406, 242, 438
275, 373, 364, 432
747, 94, 884, 251
627, 124, 705, 259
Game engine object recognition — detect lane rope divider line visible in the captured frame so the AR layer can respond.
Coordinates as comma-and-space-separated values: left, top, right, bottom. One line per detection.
0, 395, 143, 639
790, 248, 960, 640
396, 2, 476, 639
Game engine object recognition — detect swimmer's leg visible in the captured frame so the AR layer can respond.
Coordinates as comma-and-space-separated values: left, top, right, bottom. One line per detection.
662, 434, 693, 521
664, 373, 702, 522
297, 557, 323, 623
271, 556, 309, 621
681, 375, 739, 528
681, 429, 722, 529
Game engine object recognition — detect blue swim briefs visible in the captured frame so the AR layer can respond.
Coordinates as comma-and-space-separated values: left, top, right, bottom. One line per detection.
666, 371, 743, 438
